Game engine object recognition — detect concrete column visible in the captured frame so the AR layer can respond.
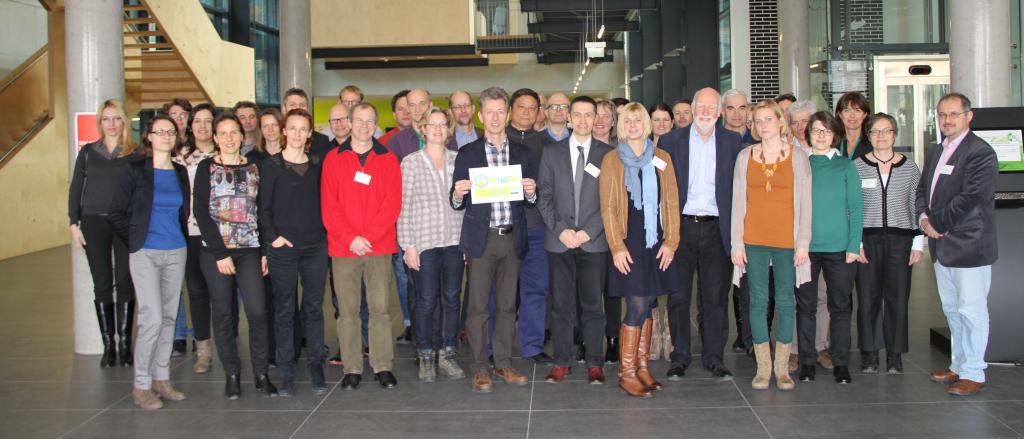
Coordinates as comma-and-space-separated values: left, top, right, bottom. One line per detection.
660, 0, 683, 103
279, 0, 312, 96
65, 0, 124, 354
640, 9, 662, 107
683, 0, 721, 99
778, 0, 810, 99
949, 0, 1011, 107
626, 31, 643, 102
729, 0, 750, 93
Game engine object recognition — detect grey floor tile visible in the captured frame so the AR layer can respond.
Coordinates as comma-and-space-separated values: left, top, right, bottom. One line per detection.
755, 402, 1021, 439
0, 382, 129, 410
528, 407, 770, 438
108, 379, 329, 411
291, 411, 529, 439
530, 377, 746, 410
737, 372, 961, 406
973, 401, 1024, 436
317, 379, 532, 412
0, 357, 138, 382
64, 409, 308, 439
0, 409, 100, 439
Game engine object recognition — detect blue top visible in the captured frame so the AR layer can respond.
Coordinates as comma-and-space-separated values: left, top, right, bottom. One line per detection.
143, 169, 187, 250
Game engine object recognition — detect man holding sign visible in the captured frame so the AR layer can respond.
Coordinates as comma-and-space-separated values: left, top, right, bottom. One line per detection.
450, 86, 538, 394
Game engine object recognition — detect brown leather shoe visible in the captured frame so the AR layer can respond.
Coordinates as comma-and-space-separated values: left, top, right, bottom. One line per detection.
545, 365, 570, 383
495, 367, 528, 386
948, 379, 985, 396
817, 350, 834, 370
929, 370, 960, 384
152, 380, 186, 401
587, 367, 606, 385
472, 371, 493, 394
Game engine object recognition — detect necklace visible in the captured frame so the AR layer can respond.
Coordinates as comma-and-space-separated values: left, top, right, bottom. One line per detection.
758, 146, 786, 192
873, 150, 896, 164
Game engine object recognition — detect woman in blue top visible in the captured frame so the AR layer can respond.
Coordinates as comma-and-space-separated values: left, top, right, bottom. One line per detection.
110, 115, 191, 410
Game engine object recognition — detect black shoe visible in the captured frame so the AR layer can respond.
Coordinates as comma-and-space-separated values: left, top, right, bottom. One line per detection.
115, 301, 135, 367
375, 371, 397, 389
834, 366, 852, 384
255, 374, 279, 397
488, 355, 495, 366
93, 301, 117, 368
310, 364, 328, 395
527, 352, 555, 366
860, 351, 879, 374
706, 363, 734, 379
666, 365, 687, 381
396, 326, 412, 345
604, 337, 620, 364
886, 353, 903, 374
171, 339, 187, 357
576, 344, 586, 364
225, 374, 241, 400
341, 373, 361, 390
732, 336, 746, 353
799, 364, 816, 382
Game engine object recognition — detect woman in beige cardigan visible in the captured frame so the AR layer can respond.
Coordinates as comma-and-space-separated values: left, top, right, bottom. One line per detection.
731, 100, 813, 391
599, 102, 680, 398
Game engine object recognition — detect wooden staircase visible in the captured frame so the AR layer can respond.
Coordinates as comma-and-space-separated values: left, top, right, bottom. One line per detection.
122, 2, 206, 109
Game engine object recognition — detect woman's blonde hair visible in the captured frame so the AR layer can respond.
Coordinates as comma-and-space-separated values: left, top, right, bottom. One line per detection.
749, 99, 788, 142
616, 102, 652, 141
416, 106, 454, 142
96, 99, 138, 157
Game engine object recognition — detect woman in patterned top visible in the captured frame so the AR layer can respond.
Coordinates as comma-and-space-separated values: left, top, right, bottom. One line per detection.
193, 113, 277, 400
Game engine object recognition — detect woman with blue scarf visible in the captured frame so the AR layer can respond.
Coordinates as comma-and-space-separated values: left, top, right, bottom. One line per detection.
599, 102, 680, 398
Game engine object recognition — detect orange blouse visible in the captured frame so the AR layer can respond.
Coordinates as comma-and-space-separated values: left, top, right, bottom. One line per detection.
743, 151, 795, 249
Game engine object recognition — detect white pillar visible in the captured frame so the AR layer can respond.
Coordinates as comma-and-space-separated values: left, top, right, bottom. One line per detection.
778, 0, 810, 99
730, 0, 750, 93
949, 0, 1011, 107
64, 0, 124, 354
279, 0, 312, 96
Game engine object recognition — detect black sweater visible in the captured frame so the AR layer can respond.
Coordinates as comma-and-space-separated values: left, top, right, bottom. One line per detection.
68, 141, 142, 224
258, 153, 326, 248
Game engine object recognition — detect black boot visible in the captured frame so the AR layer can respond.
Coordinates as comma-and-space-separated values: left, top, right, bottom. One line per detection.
732, 295, 746, 352
225, 374, 242, 399
605, 336, 620, 364
115, 300, 135, 367
255, 374, 279, 397
94, 301, 116, 368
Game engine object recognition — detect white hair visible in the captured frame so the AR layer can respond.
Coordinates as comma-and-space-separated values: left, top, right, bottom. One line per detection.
787, 100, 817, 117
721, 89, 749, 107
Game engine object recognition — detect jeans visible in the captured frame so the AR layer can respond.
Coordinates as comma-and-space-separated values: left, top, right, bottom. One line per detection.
934, 262, 991, 383
200, 250, 269, 376
746, 245, 795, 345
517, 227, 549, 358
129, 247, 186, 389
80, 215, 134, 304
393, 250, 411, 326
173, 295, 191, 341
268, 243, 328, 377
411, 246, 464, 352
796, 252, 855, 367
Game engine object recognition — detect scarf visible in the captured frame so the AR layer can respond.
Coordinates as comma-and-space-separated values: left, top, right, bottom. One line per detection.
617, 139, 659, 248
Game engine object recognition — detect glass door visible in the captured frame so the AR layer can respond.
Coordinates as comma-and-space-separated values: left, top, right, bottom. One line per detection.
873, 55, 950, 167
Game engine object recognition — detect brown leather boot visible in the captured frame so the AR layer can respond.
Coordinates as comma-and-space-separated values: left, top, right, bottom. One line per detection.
193, 339, 212, 374
618, 324, 651, 398
637, 318, 663, 391
752, 343, 771, 390
649, 307, 663, 361
774, 342, 795, 390
133, 388, 163, 410
153, 380, 186, 401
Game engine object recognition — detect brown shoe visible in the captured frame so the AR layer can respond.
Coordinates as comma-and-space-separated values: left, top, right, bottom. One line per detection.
472, 371, 493, 394
133, 388, 163, 410
816, 350, 834, 370
152, 380, 186, 401
545, 365, 570, 383
929, 370, 960, 384
948, 379, 985, 396
618, 324, 652, 398
636, 318, 663, 391
495, 367, 528, 386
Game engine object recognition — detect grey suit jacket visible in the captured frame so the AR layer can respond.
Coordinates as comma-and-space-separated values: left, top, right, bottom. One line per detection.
536, 137, 613, 253
915, 131, 999, 267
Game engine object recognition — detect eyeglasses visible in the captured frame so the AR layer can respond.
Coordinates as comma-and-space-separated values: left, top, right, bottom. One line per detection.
169, 113, 188, 121
150, 129, 177, 137
450, 104, 472, 112
937, 111, 969, 120
868, 128, 895, 137
810, 128, 833, 137
547, 104, 569, 111
340, 99, 360, 107
329, 117, 351, 124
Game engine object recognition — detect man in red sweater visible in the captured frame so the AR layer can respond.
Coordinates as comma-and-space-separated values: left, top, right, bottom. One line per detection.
321, 103, 402, 390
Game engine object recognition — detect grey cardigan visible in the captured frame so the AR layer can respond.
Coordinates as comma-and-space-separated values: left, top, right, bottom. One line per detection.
730, 144, 813, 286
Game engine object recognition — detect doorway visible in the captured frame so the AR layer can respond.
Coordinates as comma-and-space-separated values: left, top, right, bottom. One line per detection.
872, 55, 950, 167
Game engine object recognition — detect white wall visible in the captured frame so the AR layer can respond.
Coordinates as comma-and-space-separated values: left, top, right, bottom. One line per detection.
312, 50, 627, 99
0, 0, 47, 77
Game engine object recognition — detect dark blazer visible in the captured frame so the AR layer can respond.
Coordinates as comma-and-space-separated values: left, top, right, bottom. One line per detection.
449, 136, 537, 259
309, 131, 334, 162
658, 124, 745, 250
109, 160, 191, 253
536, 137, 613, 253
915, 131, 999, 267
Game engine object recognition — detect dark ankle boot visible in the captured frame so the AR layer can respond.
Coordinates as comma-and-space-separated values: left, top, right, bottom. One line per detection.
605, 336, 620, 364
116, 300, 135, 367
255, 374, 279, 397
94, 301, 116, 368
225, 374, 241, 399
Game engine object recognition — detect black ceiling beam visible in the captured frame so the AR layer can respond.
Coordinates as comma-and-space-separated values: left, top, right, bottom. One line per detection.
312, 44, 476, 59
528, 21, 638, 33
535, 40, 624, 52
536, 53, 614, 65
521, 0, 657, 12
325, 58, 488, 70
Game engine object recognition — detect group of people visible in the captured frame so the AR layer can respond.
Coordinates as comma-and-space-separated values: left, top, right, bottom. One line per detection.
67, 80, 998, 409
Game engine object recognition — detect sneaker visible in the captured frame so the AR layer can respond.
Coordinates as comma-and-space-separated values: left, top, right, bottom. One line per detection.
418, 351, 436, 383
437, 348, 466, 380
396, 326, 412, 345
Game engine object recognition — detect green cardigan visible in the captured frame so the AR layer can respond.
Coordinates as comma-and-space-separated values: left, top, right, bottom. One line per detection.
808, 150, 863, 254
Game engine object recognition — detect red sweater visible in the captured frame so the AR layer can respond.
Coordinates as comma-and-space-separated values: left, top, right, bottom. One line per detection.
321, 139, 402, 258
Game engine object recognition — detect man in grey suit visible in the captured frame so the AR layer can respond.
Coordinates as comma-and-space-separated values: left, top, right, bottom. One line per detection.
536, 96, 613, 384
916, 92, 999, 396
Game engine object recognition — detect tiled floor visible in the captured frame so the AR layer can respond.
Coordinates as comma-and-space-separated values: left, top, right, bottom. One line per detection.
0, 246, 1021, 438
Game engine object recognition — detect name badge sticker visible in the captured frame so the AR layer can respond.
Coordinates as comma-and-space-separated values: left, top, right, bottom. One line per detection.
939, 165, 955, 175
651, 156, 667, 171
584, 163, 601, 178
354, 171, 372, 185
861, 179, 877, 189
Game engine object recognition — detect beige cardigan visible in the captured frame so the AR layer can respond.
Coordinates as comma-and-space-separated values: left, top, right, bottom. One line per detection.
730, 144, 813, 286
598, 148, 680, 255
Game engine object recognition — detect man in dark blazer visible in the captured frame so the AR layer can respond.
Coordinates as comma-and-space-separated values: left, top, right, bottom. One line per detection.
916, 93, 998, 396
659, 87, 745, 379
450, 86, 538, 394
536, 96, 613, 385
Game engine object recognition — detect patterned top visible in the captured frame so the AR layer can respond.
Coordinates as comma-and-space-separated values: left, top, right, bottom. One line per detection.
173, 146, 216, 236
398, 149, 463, 252
193, 157, 261, 256
485, 137, 512, 227
854, 155, 921, 235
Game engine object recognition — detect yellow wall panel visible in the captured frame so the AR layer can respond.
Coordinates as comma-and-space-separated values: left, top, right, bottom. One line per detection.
0, 120, 69, 260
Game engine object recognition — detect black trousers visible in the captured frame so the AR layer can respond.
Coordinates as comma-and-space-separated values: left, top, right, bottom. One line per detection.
856, 233, 913, 354
80, 215, 134, 304
667, 218, 731, 368
184, 236, 211, 340
797, 251, 855, 366
549, 249, 607, 367
201, 249, 269, 376
267, 243, 327, 376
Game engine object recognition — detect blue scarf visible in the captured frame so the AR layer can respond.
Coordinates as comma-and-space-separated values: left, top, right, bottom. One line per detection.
617, 139, 659, 248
